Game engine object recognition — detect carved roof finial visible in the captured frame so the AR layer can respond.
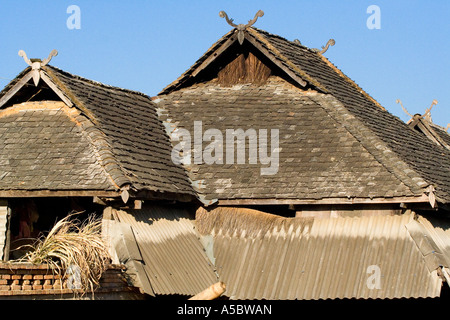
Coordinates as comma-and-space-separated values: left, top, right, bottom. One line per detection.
396, 99, 413, 118
219, 10, 264, 45
18, 49, 58, 86
422, 99, 438, 122
312, 39, 335, 54
397, 98, 440, 124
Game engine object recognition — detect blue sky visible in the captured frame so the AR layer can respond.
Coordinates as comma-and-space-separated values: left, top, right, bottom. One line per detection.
0, 1, 448, 127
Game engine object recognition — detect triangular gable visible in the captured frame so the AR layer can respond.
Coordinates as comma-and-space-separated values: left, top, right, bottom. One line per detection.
0, 65, 99, 126
159, 26, 364, 98
0, 63, 197, 202
157, 25, 450, 206
159, 27, 319, 95
407, 114, 450, 151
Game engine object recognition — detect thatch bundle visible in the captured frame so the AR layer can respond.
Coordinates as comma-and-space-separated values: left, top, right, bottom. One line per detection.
16, 213, 110, 295
196, 206, 313, 239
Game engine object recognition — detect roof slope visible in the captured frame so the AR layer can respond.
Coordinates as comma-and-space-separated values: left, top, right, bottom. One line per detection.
158, 26, 450, 205
252, 28, 450, 204
111, 204, 218, 296
196, 207, 445, 300
157, 77, 424, 203
0, 65, 195, 199
0, 101, 115, 193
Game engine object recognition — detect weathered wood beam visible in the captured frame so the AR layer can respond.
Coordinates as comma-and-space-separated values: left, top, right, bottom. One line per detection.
39, 71, 74, 107
244, 33, 308, 88
218, 194, 430, 206
192, 35, 238, 78
133, 190, 195, 203
189, 282, 226, 300
0, 190, 120, 198
0, 72, 33, 109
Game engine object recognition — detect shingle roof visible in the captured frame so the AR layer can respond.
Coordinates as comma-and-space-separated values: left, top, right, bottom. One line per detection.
157, 77, 424, 203
157, 26, 450, 205
0, 101, 115, 192
0, 65, 196, 199
431, 123, 450, 148
252, 28, 450, 204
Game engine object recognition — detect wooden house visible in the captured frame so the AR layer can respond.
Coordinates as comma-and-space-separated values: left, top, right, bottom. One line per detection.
0, 12, 449, 300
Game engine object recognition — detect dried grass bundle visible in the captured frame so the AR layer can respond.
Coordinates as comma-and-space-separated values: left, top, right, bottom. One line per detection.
196, 206, 313, 239
17, 213, 110, 295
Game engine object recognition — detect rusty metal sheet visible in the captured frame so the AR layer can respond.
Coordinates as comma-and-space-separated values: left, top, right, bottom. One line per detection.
415, 214, 450, 267
198, 207, 443, 300
114, 204, 218, 296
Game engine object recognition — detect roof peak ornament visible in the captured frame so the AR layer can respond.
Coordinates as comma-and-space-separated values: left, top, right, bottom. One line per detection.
422, 99, 438, 122
219, 10, 264, 45
397, 98, 438, 123
18, 49, 58, 86
396, 99, 413, 118
312, 39, 335, 55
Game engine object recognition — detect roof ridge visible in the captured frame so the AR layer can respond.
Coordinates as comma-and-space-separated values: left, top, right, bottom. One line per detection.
71, 109, 131, 190
246, 28, 327, 91
45, 65, 153, 99
0, 67, 31, 98
158, 29, 236, 95
42, 66, 100, 125
251, 27, 314, 51
316, 52, 387, 111
252, 27, 450, 204
251, 27, 386, 111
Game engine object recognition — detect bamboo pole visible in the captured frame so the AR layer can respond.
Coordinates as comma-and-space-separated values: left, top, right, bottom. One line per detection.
189, 282, 226, 300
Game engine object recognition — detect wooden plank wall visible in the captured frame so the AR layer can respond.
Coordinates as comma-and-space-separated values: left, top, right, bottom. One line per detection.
217, 52, 271, 86
0, 200, 8, 261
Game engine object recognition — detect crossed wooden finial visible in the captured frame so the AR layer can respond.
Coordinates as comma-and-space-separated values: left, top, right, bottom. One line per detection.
397, 98, 438, 122
18, 49, 58, 86
219, 10, 264, 45
312, 39, 335, 54
396, 99, 413, 118
422, 99, 438, 122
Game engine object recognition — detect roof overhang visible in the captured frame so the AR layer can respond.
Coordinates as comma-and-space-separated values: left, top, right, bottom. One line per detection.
217, 194, 432, 206
0, 190, 120, 198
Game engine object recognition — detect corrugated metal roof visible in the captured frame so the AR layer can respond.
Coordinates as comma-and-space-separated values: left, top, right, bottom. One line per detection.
114, 204, 218, 296
196, 207, 443, 300
415, 214, 450, 267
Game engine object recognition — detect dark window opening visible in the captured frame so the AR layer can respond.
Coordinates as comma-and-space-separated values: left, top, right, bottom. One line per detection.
7, 197, 103, 260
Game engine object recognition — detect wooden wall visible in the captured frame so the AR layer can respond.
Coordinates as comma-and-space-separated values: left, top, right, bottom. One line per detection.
0, 200, 8, 261
217, 52, 271, 86
295, 204, 402, 219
